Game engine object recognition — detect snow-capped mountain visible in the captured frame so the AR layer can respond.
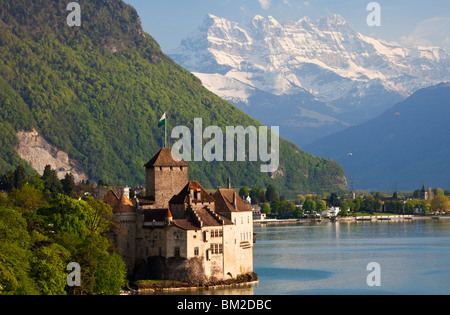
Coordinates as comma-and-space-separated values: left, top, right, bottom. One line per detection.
170, 14, 450, 146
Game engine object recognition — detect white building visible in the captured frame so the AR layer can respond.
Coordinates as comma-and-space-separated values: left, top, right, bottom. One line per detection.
322, 206, 341, 217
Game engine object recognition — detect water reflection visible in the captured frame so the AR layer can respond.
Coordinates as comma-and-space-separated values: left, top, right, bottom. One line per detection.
144, 219, 450, 295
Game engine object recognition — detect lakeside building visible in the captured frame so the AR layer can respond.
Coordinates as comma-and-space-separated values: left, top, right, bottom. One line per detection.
321, 206, 341, 217
105, 148, 254, 284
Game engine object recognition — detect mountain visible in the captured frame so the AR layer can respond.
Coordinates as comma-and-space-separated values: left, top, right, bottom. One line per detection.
170, 14, 450, 146
304, 83, 450, 191
0, 0, 347, 195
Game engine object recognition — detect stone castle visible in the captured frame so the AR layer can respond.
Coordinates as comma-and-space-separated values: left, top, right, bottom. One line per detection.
104, 148, 254, 284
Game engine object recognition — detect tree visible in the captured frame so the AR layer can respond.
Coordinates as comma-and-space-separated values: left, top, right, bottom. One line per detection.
29, 239, 70, 295
303, 198, 317, 213
329, 193, 340, 207
61, 173, 76, 197
14, 165, 27, 190
38, 194, 88, 237
316, 200, 327, 212
83, 197, 114, 235
239, 186, 250, 198
0, 206, 40, 295
70, 234, 126, 295
42, 165, 63, 198
8, 183, 48, 212
260, 202, 270, 214
433, 188, 444, 196
265, 184, 279, 202
249, 186, 264, 204
431, 195, 450, 213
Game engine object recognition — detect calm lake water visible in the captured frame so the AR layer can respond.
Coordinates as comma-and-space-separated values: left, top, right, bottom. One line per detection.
189, 218, 450, 295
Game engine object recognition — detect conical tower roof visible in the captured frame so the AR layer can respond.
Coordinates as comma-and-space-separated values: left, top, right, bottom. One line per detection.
113, 194, 135, 214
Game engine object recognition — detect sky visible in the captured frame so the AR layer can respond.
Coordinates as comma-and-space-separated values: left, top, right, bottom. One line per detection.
123, 0, 450, 52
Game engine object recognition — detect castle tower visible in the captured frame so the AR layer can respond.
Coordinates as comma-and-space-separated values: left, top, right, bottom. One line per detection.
420, 185, 429, 200
105, 192, 136, 276
144, 148, 188, 208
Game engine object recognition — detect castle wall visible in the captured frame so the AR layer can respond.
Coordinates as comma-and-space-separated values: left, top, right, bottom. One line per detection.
226, 211, 253, 276
146, 166, 188, 208
113, 213, 137, 276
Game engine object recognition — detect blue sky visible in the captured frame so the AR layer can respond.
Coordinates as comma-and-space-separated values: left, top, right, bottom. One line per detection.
123, 0, 450, 52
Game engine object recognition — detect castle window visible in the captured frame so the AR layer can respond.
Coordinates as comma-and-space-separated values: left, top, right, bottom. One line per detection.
174, 247, 180, 257
194, 247, 199, 256
210, 244, 223, 254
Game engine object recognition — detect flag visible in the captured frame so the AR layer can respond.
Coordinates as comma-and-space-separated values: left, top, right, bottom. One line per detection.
158, 113, 166, 128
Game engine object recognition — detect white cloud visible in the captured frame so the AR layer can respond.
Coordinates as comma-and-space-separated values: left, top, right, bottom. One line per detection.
400, 17, 450, 48
258, 0, 271, 10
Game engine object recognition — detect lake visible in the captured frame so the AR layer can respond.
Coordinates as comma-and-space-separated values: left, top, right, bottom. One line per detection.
251, 218, 450, 295
149, 218, 450, 295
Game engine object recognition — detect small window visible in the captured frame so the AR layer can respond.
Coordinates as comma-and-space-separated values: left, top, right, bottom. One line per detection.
194, 247, 199, 256
174, 247, 180, 257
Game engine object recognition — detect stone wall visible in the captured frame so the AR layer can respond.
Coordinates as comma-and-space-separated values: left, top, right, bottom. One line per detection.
146, 166, 188, 208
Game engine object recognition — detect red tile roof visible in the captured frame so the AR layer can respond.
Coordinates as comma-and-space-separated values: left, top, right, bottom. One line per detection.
113, 194, 135, 214
170, 181, 215, 204
144, 148, 188, 168
212, 189, 252, 213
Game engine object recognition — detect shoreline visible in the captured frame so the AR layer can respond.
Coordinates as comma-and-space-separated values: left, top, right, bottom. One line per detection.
127, 272, 259, 295
253, 215, 449, 226
130, 280, 259, 295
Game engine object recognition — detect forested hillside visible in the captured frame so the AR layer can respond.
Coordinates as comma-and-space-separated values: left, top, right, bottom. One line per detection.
0, 0, 347, 195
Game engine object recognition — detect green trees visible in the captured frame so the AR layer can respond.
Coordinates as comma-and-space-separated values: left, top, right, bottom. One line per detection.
431, 195, 450, 213
302, 199, 317, 213
265, 184, 279, 202
0, 207, 40, 295
0, 0, 347, 195
0, 168, 126, 295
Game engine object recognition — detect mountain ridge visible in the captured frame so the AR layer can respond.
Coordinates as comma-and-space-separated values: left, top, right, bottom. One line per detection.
170, 13, 450, 146
0, 0, 347, 195
305, 82, 450, 190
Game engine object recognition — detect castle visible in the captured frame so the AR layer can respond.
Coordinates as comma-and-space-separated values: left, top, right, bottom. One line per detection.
104, 148, 254, 284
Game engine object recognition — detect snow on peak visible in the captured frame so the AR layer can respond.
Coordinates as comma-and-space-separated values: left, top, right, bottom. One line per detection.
172, 13, 450, 100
